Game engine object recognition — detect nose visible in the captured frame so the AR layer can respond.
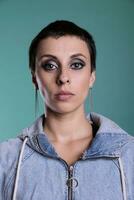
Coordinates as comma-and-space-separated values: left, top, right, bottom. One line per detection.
56, 69, 70, 85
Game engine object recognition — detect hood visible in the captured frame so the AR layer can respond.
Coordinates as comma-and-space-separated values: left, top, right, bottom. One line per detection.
18, 112, 132, 158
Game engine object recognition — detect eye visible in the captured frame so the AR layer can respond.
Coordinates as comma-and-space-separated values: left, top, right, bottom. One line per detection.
41, 62, 58, 71
71, 62, 85, 70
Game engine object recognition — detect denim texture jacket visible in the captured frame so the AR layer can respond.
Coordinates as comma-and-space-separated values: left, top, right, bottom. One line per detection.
0, 112, 134, 200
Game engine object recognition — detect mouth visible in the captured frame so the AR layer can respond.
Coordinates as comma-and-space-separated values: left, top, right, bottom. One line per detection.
55, 91, 75, 101
55, 91, 74, 95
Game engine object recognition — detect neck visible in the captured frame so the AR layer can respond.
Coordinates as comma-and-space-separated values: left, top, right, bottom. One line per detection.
43, 106, 93, 143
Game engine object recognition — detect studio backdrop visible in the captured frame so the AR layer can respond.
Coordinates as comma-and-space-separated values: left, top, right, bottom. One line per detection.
0, 0, 134, 141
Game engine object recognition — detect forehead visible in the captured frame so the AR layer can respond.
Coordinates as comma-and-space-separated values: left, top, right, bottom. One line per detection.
36, 36, 90, 58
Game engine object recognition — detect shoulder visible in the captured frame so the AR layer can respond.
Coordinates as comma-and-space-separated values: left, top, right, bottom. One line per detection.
0, 137, 23, 168
0, 137, 23, 193
119, 134, 134, 172
121, 135, 134, 157
119, 135, 134, 197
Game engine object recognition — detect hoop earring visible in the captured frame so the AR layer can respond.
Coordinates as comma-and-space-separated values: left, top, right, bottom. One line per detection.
35, 87, 39, 118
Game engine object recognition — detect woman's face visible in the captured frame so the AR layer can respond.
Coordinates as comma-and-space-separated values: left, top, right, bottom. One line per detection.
33, 36, 96, 114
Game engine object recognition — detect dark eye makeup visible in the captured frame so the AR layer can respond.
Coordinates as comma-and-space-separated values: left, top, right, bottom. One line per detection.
40, 58, 86, 71
71, 60, 85, 70
41, 62, 57, 71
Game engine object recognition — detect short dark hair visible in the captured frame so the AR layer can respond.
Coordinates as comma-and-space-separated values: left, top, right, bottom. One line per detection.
29, 20, 96, 73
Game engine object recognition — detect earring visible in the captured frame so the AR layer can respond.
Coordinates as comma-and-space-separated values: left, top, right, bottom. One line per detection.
89, 87, 93, 113
35, 87, 39, 119
86, 87, 94, 125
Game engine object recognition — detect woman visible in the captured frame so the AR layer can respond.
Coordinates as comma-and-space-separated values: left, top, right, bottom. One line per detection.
0, 20, 134, 200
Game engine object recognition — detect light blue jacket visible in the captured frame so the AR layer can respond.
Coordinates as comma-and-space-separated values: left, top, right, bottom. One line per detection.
0, 112, 134, 200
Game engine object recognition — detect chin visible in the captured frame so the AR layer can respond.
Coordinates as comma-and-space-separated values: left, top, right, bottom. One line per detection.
46, 102, 84, 115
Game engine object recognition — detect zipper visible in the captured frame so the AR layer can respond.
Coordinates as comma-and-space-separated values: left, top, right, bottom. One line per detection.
34, 136, 121, 199
34, 135, 79, 200
67, 165, 74, 200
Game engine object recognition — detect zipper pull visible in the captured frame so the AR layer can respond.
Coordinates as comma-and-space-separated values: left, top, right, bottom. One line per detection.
67, 165, 78, 188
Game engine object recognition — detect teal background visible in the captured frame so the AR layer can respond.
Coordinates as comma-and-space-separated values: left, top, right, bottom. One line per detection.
0, 0, 134, 141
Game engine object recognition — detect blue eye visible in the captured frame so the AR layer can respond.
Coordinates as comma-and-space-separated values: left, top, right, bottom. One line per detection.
71, 62, 85, 70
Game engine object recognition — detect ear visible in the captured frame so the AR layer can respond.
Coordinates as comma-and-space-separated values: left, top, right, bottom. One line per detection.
31, 72, 39, 90
89, 70, 96, 89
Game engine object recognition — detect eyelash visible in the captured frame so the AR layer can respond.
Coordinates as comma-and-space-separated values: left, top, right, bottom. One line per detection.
41, 62, 85, 71
71, 62, 85, 69
41, 63, 57, 70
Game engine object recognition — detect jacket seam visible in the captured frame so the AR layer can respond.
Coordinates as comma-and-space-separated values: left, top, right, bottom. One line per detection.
118, 156, 128, 200
119, 141, 134, 200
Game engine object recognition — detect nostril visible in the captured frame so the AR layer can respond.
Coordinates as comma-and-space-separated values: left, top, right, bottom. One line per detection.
57, 79, 63, 85
56, 78, 70, 85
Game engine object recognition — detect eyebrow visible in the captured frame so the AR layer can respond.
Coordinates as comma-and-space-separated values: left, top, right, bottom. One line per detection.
70, 53, 87, 59
38, 53, 87, 61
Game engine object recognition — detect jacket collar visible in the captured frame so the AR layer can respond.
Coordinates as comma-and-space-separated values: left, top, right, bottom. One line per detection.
84, 112, 131, 158
18, 112, 131, 158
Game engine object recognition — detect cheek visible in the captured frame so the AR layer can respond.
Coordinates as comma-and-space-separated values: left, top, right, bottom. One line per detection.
39, 82, 50, 98
74, 73, 90, 92
36, 74, 49, 98
74, 73, 91, 103
36, 69, 50, 88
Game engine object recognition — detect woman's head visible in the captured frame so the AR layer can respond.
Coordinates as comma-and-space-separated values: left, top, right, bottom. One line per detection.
29, 20, 96, 74
29, 20, 96, 114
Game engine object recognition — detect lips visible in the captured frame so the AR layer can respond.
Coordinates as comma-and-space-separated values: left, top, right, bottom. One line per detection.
55, 91, 74, 101
55, 91, 74, 95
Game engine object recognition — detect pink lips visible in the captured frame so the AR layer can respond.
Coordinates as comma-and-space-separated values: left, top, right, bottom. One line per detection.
55, 91, 74, 101
56, 91, 74, 95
